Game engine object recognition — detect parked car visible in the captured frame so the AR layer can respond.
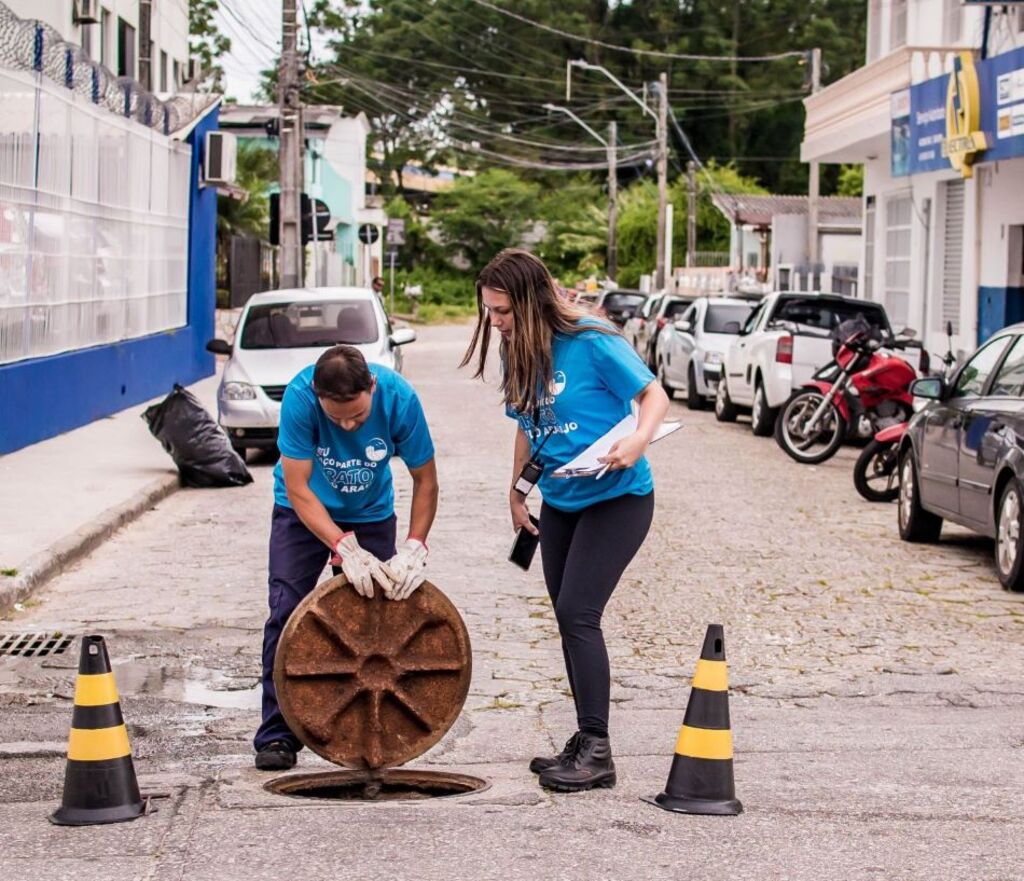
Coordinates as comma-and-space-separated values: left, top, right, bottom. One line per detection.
716, 292, 894, 437
654, 296, 756, 410
624, 295, 692, 368
898, 324, 1024, 592
592, 289, 647, 327
623, 294, 659, 355
206, 287, 416, 456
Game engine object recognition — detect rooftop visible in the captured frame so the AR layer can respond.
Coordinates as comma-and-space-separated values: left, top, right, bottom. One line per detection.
712, 194, 862, 228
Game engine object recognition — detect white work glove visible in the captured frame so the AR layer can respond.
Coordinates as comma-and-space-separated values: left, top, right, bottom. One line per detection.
383, 538, 429, 601
331, 532, 393, 599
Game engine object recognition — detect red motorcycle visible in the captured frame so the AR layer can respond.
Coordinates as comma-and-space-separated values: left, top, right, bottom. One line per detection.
775, 326, 918, 465
853, 323, 957, 502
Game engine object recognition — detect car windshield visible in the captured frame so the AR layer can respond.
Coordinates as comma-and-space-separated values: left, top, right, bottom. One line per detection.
240, 300, 379, 349
705, 304, 754, 334
603, 293, 645, 312
773, 298, 889, 336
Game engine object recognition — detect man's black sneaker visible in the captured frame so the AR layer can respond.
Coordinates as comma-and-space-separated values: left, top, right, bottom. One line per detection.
529, 731, 581, 775
255, 741, 297, 771
538, 733, 616, 792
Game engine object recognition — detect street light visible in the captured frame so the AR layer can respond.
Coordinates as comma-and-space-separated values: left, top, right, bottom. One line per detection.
567, 59, 669, 291
544, 103, 619, 280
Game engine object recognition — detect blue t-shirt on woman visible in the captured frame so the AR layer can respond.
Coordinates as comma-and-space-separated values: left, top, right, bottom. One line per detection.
273, 364, 435, 523
506, 325, 655, 512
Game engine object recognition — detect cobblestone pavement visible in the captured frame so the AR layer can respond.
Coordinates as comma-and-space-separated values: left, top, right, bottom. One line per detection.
2, 323, 1023, 881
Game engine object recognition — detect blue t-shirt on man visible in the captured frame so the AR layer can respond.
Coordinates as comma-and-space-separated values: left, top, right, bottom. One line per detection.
507, 325, 655, 512
273, 364, 434, 523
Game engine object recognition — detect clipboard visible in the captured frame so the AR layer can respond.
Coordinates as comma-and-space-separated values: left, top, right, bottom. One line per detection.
551, 415, 682, 479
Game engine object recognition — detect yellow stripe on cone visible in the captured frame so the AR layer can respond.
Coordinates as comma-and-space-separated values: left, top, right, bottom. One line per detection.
67, 726, 132, 762
74, 673, 120, 706
691, 659, 728, 692
674, 725, 733, 761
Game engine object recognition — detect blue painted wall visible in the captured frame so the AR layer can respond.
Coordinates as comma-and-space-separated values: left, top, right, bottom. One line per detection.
0, 108, 220, 454
978, 286, 1024, 344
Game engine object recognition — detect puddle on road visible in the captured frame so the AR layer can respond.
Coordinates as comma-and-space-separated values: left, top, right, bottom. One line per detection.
112, 662, 261, 711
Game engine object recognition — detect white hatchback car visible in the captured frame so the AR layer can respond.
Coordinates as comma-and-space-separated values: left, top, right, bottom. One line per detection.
654, 297, 757, 410
206, 287, 416, 455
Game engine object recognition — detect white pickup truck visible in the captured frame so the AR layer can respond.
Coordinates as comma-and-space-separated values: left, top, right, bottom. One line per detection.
715, 292, 895, 436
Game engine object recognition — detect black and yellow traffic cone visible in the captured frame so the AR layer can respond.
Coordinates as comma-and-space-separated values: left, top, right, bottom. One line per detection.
642, 624, 742, 816
50, 635, 145, 826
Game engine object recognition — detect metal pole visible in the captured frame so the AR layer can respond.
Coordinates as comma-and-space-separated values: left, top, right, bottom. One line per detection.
389, 250, 396, 314
279, 0, 302, 288
607, 120, 618, 281
655, 72, 668, 291
687, 160, 697, 268
664, 202, 674, 292
807, 48, 822, 275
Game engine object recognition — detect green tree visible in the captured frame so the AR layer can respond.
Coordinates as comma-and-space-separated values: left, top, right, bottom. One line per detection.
217, 143, 278, 264
837, 164, 864, 197
189, 0, 231, 92
432, 169, 541, 269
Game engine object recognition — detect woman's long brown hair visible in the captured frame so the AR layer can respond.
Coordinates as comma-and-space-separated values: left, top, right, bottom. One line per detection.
459, 248, 615, 417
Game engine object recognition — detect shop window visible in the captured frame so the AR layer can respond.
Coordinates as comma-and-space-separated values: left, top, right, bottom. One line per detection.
864, 196, 876, 301
117, 17, 135, 77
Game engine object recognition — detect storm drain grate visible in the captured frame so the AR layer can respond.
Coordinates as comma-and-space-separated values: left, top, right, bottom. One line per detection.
0, 632, 74, 658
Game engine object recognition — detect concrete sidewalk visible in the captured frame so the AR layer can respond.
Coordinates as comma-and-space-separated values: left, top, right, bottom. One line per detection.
0, 374, 221, 615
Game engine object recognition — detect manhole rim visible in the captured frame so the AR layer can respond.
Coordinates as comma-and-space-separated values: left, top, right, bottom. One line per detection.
263, 768, 491, 804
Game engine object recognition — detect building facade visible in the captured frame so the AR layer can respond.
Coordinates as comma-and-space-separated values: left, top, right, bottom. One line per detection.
0, 1, 218, 453
5, 0, 189, 92
803, 2, 1024, 356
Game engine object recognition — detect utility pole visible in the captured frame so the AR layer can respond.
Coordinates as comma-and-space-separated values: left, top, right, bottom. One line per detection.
542, 102, 619, 280
655, 71, 669, 291
278, 0, 303, 289
807, 48, 822, 278
687, 160, 697, 268
607, 119, 618, 281
566, 61, 663, 287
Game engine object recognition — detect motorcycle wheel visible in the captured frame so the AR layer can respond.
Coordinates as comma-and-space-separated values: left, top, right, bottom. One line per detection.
853, 438, 900, 502
775, 390, 846, 464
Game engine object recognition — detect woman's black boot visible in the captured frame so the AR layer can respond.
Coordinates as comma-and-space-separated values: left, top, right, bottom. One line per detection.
529, 731, 581, 775
538, 732, 616, 792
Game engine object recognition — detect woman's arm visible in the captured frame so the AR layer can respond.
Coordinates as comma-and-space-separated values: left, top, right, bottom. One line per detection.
509, 426, 540, 534
597, 380, 670, 472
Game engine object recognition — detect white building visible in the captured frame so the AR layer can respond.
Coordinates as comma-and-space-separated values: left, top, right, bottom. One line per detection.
4, 0, 189, 92
802, 1, 1024, 355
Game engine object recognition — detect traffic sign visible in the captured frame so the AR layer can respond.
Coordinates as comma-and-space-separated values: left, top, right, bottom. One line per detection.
386, 218, 406, 246
358, 224, 380, 245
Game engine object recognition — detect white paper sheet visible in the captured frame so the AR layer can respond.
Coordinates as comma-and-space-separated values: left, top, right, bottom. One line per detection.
551, 416, 682, 478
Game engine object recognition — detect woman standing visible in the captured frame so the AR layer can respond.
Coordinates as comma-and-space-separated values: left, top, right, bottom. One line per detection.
461, 249, 669, 792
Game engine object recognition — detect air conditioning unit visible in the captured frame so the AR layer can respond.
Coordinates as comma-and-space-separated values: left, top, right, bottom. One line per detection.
204, 132, 238, 186
73, 0, 99, 24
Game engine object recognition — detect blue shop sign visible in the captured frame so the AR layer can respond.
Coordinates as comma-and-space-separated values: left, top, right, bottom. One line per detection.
892, 45, 1024, 177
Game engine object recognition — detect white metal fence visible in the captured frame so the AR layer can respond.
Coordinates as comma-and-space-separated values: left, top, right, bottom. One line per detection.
0, 67, 191, 364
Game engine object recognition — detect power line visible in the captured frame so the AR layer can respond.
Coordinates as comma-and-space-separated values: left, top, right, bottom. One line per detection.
464, 0, 809, 63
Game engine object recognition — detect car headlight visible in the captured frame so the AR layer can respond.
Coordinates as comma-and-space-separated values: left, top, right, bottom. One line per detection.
703, 352, 723, 365
221, 381, 257, 401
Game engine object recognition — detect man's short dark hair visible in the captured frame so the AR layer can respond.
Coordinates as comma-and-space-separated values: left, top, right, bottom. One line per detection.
372, 276, 384, 287
312, 345, 374, 402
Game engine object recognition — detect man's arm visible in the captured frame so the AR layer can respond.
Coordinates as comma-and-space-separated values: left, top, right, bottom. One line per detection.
405, 457, 439, 544
281, 456, 346, 550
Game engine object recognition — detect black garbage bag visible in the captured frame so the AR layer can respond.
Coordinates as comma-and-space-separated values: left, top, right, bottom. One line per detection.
142, 385, 253, 488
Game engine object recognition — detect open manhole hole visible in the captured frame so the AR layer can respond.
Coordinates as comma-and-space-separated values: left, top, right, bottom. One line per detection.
265, 769, 489, 802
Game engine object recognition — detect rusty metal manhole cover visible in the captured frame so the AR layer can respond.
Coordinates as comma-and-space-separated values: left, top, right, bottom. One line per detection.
274, 575, 471, 769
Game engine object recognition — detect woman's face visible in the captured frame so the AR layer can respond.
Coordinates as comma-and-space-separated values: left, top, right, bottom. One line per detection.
482, 286, 514, 340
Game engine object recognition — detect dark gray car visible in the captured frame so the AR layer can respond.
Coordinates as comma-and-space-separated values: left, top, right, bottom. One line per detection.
898, 323, 1024, 592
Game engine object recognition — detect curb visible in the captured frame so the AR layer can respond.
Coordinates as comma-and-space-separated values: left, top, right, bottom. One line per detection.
0, 473, 181, 616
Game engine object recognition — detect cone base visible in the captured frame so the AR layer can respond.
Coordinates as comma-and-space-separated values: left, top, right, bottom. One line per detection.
641, 792, 743, 816
49, 800, 146, 827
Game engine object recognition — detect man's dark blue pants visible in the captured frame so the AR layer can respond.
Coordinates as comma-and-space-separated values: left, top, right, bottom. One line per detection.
254, 504, 397, 752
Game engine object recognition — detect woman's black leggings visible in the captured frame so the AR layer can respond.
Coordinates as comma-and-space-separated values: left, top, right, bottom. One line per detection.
539, 490, 654, 739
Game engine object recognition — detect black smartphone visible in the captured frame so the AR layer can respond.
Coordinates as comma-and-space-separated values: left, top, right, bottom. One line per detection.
508, 515, 540, 570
